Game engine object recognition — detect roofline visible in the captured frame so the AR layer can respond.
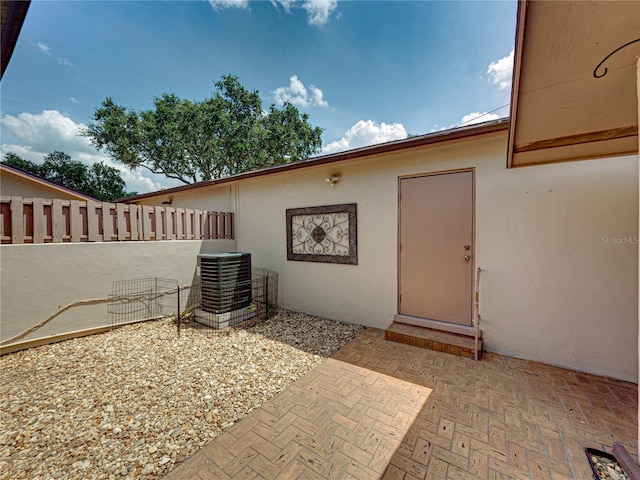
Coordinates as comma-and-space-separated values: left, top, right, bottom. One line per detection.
0, 162, 99, 201
1, 1, 30, 80
123, 117, 510, 203
506, 0, 526, 169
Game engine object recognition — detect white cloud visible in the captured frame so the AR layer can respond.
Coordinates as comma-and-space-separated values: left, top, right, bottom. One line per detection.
322, 120, 407, 154
208, 0, 249, 11
273, 75, 328, 108
32, 40, 73, 67
270, 0, 295, 12
0, 144, 42, 163
57, 57, 73, 67
487, 49, 514, 90
458, 112, 501, 126
302, 0, 337, 26
0, 110, 165, 194
36, 42, 52, 55
1, 110, 92, 154
263, 0, 338, 26
309, 85, 327, 107
70, 97, 80, 104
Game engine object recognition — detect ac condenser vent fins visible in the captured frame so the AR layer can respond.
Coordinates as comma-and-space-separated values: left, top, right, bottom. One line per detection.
198, 253, 252, 314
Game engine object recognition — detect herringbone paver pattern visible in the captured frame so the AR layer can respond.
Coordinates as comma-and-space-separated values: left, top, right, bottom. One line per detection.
164, 328, 638, 479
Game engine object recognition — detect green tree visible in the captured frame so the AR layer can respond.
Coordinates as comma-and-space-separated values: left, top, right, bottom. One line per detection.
2, 151, 136, 201
2, 152, 44, 176
83, 75, 324, 184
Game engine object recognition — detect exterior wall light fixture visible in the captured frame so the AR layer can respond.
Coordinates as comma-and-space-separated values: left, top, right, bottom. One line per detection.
325, 175, 339, 186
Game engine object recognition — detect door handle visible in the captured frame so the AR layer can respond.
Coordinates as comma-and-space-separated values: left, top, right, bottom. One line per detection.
464, 255, 471, 261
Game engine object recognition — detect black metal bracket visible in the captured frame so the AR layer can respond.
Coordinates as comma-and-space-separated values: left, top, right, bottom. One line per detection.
593, 38, 640, 78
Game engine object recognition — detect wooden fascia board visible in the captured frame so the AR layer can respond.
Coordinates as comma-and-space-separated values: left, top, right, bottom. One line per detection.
513, 126, 638, 153
507, 0, 528, 169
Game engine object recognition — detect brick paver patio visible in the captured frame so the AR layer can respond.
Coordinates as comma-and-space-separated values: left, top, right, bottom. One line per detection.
164, 328, 638, 479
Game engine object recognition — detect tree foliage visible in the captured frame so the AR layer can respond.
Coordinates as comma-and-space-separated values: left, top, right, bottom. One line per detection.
2, 151, 136, 201
83, 75, 324, 184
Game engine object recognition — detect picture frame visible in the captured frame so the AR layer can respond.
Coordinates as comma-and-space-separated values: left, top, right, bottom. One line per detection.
286, 203, 357, 264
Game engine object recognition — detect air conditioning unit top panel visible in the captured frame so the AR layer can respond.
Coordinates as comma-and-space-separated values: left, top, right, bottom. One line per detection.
198, 252, 249, 260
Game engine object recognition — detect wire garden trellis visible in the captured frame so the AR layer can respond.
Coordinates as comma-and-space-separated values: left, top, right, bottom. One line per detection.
108, 269, 278, 335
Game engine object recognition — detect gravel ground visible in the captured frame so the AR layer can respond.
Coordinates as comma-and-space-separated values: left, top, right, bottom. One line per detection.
589, 452, 631, 480
0, 308, 364, 480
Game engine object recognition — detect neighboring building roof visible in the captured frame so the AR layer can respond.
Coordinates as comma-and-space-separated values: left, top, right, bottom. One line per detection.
123, 117, 509, 203
0, 162, 99, 201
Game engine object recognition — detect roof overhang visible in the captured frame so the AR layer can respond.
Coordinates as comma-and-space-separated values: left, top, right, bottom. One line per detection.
1, 1, 30, 80
508, 0, 639, 168
123, 118, 509, 203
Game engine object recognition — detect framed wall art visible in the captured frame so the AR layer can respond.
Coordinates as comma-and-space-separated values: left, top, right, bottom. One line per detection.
286, 203, 357, 264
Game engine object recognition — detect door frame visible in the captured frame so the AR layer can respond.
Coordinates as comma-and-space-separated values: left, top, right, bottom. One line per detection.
396, 167, 476, 332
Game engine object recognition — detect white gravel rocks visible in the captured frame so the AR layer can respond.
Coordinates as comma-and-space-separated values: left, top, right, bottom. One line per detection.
0, 308, 363, 479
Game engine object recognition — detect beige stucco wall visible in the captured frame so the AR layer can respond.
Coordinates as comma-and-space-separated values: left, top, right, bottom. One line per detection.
127, 133, 639, 381
0, 239, 235, 343
479, 154, 638, 382
0, 171, 87, 200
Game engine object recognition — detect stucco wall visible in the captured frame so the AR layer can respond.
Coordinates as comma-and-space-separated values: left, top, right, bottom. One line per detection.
479, 154, 638, 382
128, 133, 638, 381
0, 239, 236, 343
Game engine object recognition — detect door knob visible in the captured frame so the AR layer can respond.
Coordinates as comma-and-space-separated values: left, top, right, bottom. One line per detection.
464, 245, 470, 250
464, 255, 471, 261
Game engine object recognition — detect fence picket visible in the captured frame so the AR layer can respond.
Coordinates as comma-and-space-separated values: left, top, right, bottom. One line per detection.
87, 201, 99, 242
193, 210, 201, 239
52, 199, 65, 243
33, 198, 45, 243
175, 208, 184, 240
165, 207, 176, 240
185, 209, 193, 239
70, 200, 83, 242
141, 205, 152, 240
203, 212, 212, 239
0, 196, 234, 244
154, 206, 164, 240
116, 203, 127, 241
102, 203, 115, 241
129, 205, 139, 240
11, 196, 24, 244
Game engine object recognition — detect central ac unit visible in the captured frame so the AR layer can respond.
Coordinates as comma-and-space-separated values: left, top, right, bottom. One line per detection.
198, 252, 252, 314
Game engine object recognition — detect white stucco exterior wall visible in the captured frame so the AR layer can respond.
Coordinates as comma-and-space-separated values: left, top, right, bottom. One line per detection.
0, 239, 235, 342
479, 154, 638, 381
129, 132, 638, 382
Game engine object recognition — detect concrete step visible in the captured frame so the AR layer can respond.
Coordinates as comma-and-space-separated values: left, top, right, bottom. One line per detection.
385, 321, 482, 359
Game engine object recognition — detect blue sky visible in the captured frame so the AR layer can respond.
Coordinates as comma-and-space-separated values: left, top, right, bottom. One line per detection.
0, 0, 517, 193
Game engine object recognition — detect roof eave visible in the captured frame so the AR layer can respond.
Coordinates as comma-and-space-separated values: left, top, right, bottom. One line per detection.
122, 118, 510, 203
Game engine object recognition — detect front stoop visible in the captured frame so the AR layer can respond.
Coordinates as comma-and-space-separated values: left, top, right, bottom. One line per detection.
385, 322, 482, 359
